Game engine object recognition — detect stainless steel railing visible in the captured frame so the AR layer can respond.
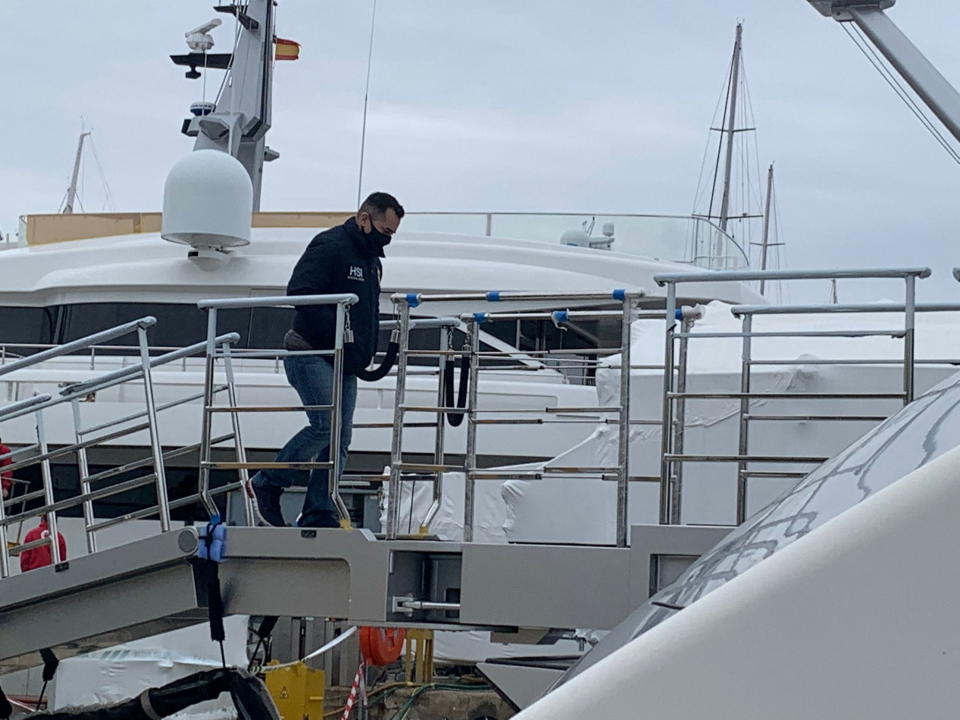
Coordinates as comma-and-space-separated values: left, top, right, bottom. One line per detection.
0, 317, 241, 576
196, 294, 359, 526
386, 289, 665, 547
655, 266, 934, 526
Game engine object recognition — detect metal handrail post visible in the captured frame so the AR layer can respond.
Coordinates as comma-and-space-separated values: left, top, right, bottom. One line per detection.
615, 295, 635, 547
35, 410, 62, 565
221, 343, 254, 526
421, 323, 450, 534
736, 314, 754, 525
463, 320, 482, 542
670, 314, 694, 525
386, 300, 412, 539
329, 301, 351, 527
138, 326, 171, 533
0, 444, 9, 577
904, 274, 916, 404
72, 399, 97, 553
198, 309, 221, 518
659, 282, 678, 524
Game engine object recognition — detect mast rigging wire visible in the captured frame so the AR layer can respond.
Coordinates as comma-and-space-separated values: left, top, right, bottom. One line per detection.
357, 0, 379, 207
841, 22, 960, 164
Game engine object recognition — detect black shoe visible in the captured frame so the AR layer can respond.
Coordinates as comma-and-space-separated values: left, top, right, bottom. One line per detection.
296, 511, 341, 529
252, 482, 285, 527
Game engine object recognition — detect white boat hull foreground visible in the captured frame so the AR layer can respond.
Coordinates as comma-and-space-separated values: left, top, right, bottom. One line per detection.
515, 442, 960, 720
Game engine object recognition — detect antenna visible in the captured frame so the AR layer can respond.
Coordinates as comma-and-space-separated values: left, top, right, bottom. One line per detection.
357, 0, 379, 208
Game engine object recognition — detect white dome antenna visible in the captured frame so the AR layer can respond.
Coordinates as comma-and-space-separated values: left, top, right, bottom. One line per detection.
161, 150, 252, 268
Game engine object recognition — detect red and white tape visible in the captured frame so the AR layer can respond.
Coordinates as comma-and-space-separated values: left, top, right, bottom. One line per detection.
340, 660, 366, 720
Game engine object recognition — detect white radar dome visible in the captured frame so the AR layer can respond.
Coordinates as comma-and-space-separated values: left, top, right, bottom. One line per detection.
161, 149, 252, 253
560, 229, 590, 247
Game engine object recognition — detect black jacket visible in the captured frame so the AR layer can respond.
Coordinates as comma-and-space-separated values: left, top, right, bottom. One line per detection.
288, 217, 383, 376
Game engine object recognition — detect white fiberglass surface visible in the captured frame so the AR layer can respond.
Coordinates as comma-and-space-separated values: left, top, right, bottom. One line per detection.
559, 367, 960, 684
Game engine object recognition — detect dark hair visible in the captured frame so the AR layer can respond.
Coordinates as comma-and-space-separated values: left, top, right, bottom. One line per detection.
360, 192, 404, 219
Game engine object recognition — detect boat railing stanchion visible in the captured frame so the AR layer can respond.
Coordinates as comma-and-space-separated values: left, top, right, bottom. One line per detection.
35, 408, 61, 565
903, 273, 916, 405
386, 297, 414, 540
659, 281, 678, 524
671, 311, 694, 525
221, 341, 254, 526
72, 398, 97, 554
138, 324, 171, 532
615, 292, 636, 548
462, 315, 483, 543
197, 307, 221, 518
329, 300, 351, 528
0, 445, 9, 578
421, 319, 450, 534
736, 313, 754, 525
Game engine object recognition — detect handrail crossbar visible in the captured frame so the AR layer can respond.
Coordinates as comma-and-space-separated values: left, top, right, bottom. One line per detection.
0, 317, 156, 377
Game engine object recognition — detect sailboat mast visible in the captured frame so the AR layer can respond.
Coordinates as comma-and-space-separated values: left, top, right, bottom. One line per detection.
63, 131, 92, 215
717, 23, 743, 235
759, 163, 774, 295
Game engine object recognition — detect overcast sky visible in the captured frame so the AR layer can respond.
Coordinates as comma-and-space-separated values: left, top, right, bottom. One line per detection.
2, 1, 959, 302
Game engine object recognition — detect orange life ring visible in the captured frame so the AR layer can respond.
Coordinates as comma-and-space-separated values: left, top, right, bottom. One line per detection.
358, 626, 406, 665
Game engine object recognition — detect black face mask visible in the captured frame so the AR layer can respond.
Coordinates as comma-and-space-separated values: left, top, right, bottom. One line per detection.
366, 224, 391, 247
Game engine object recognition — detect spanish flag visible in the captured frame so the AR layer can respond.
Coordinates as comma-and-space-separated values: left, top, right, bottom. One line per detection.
275, 37, 301, 61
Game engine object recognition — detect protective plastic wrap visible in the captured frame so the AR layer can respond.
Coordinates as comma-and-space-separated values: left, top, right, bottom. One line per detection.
51, 618, 249, 719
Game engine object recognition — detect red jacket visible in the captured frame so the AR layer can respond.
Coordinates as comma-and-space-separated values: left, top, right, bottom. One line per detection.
0, 443, 12, 494
20, 520, 68, 572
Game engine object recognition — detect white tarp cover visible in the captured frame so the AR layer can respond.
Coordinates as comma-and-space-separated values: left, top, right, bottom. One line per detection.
52, 617, 249, 719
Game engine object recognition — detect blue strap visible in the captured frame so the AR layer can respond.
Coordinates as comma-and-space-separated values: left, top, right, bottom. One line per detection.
675, 309, 684, 320
612, 289, 626, 301
198, 516, 226, 563
551, 310, 569, 324
405, 293, 421, 308
472, 312, 489, 324
485, 291, 502, 302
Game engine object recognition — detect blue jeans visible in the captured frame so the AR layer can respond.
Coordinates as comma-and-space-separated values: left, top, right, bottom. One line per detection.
253, 355, 357, 527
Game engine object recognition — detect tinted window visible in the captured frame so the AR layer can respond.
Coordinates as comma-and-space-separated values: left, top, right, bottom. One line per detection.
0, 306, 57, 347
61, 303, 250, 349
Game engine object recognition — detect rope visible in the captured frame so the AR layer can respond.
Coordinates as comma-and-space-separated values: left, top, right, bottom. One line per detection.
842, 23, 960, 164
260, 625, 358, 671
87, 134, 115, 211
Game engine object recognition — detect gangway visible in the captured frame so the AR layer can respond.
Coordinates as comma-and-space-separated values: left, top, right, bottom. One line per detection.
5, 272, 956, 691
0, 289, 735, 678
